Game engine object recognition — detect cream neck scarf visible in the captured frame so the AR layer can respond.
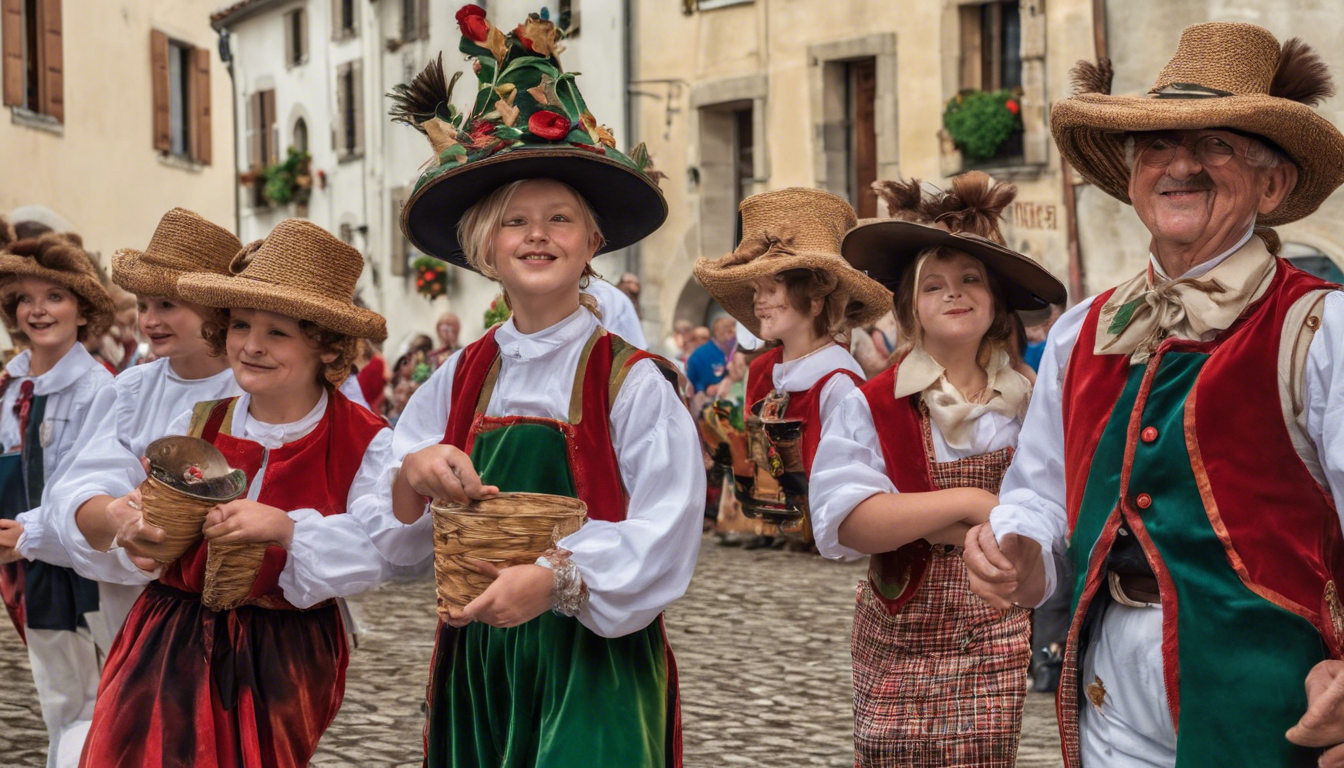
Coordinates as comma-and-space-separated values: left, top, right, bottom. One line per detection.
893, 345, 1031, 452
1095, 233, 1277, 365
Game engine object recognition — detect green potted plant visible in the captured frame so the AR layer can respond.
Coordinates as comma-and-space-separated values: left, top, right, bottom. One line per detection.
942, 89, 1023, 164
412, 255, 449, 300
261, 148, 313, 207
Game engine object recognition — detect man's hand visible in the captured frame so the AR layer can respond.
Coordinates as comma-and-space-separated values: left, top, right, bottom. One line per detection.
441, 560, 554, 629
0, 519, 23, 565
963, 524, 1045, 610
202, 500, 295, 548
1288, 660, 1344, 767
399, 445, 498, 505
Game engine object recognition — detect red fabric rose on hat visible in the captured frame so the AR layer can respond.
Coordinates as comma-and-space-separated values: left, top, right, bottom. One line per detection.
1005, 98, 1020, 115
456, 4, 490, 43
528, 110, 571, 141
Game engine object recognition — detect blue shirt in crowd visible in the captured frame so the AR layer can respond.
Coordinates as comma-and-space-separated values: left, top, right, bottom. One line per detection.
687, 341, 732, 393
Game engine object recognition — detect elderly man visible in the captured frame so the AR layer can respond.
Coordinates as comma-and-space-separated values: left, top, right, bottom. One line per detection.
964, 23, 1344, 768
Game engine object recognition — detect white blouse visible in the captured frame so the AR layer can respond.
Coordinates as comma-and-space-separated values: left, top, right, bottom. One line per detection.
42, 359, 240, 583
361, 307, 705, 638
9, 344, 113, 568
809, 377, 1020, 562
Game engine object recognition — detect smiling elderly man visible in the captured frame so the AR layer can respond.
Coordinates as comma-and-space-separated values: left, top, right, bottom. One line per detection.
963, 22, 1344, 768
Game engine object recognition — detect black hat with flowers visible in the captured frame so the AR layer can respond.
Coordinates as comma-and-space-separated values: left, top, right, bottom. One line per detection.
391, 4, 668, 269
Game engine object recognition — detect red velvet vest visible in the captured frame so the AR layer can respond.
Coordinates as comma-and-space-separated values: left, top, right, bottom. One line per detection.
442, 327, 672, 523
745, 346, 864, 473
161, 390, 386, 608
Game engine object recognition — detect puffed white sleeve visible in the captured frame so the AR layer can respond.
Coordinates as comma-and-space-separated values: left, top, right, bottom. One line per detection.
1302, 292, 1344, 533
280, 427, 405, 608
558, 358, 704, 638
986, 297, 1093, 607
809, 386, 898, 561
352, 352, 459, 568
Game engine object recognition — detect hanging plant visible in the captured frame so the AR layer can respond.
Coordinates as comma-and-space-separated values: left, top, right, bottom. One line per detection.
261, 148, 313, 206
942, 89, 1023, 162
483, 293, 511, 327
412, 255, 448, 299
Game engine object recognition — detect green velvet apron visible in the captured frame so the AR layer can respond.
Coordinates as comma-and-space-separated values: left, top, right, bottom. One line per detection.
426, 417, 670, 768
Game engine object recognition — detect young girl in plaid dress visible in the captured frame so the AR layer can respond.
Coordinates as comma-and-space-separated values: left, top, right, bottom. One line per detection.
810, 172, 1067, 767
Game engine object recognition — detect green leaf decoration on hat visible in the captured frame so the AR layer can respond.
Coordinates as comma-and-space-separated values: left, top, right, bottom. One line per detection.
388, 3, 665, 195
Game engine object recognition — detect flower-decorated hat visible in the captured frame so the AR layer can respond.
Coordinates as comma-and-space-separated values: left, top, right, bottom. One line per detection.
111, 208, 241, 300
842, 172, 1066, 311
1052, 22, 1344, 226
391, 5, 667, 269
692, 188, 893, 338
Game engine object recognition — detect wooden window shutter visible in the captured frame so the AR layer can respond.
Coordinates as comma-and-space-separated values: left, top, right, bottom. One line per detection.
2, 0, 21, 106
150, 30, 170, 151
246, 91, 260, 169
38, 0, 61, 120
191, 47, 211, 164
416, 0, 429, 41
283, 12, 295, 66
334, 62, 348, 157
390, 190, 408, 276
352, 59, 364, 156
959, 4, 983, 91
300, 9, 309, 62
262, 89, 277, 163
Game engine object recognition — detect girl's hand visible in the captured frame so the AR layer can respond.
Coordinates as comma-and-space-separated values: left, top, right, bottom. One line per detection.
202, 500, 295, 548
0, 519, 23, 564
399, 444, 498, 504
441, 560, 554, 628
113, 487, 169, 571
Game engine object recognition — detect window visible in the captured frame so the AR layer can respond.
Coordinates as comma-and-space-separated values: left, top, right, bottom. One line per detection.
246, 89, 277, 205
293, 116, 308, 153
284, 8, 307, 67
699, 100, 755, 254
151, 30, 211, 163
2, 0, 63, 122
558, 0, 578, 36
335, 60, 363, 161
845, 58, 877, 218
332, 0, 358, 40
959, 1, 1022, 92
400, 0, 428, 42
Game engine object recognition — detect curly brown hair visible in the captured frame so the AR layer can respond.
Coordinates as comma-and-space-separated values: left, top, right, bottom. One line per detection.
200, 307, 359, 389
1, 234, 107, 344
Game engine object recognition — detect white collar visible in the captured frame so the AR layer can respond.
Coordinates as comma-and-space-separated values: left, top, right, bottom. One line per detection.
236, 389, 329, 449
494, 307, 596, 361
1149, 226, 1255, 281
772, 343, 862, 392
6, 344, 99, 396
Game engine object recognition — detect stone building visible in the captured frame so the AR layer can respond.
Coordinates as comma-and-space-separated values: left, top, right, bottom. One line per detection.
0, 0, 235, 261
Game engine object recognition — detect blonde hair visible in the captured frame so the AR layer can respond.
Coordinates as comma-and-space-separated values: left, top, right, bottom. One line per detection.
456, 179, 606, 317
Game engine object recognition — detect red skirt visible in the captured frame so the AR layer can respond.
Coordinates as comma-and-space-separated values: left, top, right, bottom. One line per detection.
851, 549, 1030, 768
80, 582, 348, 768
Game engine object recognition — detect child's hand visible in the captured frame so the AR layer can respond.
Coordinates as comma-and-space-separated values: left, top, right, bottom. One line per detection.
400, 444, 498, 505
203, 500, 295, 548
0, 519, 23, 564
441, 560, 554, 628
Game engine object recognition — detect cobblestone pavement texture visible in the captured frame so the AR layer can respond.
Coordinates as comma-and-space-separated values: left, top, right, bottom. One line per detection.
0, 539, 1063, 766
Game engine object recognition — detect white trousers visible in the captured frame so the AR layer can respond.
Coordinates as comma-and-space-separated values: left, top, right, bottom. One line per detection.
84, 582, 144, 654
1078, 601, 1177, 768
27, 626, 100, 768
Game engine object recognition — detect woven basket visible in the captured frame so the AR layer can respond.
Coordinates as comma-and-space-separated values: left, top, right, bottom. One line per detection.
431, 492, 587, 612
201, 541, 268, 611
140, 436, 247, 565
138, 477, 214, 564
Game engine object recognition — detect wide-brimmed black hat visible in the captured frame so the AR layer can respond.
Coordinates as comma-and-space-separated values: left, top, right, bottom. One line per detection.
392, 6, 667, 269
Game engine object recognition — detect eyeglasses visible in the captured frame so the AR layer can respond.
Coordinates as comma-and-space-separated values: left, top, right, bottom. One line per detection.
1133, 133, 1238, 168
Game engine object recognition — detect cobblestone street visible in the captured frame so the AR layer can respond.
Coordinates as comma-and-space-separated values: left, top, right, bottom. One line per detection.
0, 539, 1062, 766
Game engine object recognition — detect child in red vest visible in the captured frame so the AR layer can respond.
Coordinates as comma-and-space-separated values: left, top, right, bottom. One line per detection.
810, 173, 1066, 766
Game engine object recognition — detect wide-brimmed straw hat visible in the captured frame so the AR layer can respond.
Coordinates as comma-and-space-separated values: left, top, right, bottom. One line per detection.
392, 6, 666, 269
1052, 22, 1344, 226
842, 173, 1066, 311
0, 233, 116, 338
177, 219, 387, 341
692, 188, 893, 337
111, 208, 241, 299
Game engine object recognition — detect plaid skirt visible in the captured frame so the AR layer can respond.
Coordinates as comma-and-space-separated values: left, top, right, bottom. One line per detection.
851, 549, 1031, 767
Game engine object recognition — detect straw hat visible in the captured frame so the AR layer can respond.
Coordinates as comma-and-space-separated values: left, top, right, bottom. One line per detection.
842, 173, 1066, 311
176, 219, 387, 341
391, 6, 666, 269
1052, 22, 1344, 226
0, 233, 115, 338
692, 188, 893, 338
111, 209, 241, 299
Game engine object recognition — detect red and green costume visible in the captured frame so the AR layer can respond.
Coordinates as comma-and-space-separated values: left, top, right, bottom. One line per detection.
1057, 261, 1344, 767
424, 326, 682, 768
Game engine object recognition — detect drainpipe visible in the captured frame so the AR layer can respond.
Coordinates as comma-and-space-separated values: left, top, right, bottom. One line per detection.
1061, 0, 1106, 302
218, 28, 242, 237
623, 0, 638, 277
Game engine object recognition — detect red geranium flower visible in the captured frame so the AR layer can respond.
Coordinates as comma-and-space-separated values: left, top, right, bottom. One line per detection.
528, 110, 571, 141
456, 4, 490, 43
514, 24, 534, 52
1005, 99, 1020, 115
